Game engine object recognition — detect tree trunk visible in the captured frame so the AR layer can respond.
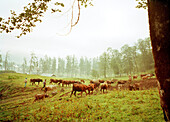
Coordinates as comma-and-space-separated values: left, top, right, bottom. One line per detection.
147, 0, 170, 121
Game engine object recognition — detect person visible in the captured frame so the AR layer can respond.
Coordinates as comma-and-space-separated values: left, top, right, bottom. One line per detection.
42, 79, 46, 90
24, 78, 27, 87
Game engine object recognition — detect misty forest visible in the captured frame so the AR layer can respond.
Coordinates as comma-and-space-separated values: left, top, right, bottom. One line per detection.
0, 37, 154, 78
0, 0, 170, 121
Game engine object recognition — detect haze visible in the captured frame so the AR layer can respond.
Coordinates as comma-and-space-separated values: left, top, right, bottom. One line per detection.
0, 0, 149, 63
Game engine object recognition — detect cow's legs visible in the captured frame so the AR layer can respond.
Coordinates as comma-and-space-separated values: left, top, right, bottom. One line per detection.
70, 91, 74, 97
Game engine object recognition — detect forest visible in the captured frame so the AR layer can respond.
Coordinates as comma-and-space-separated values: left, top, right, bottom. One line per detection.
0, 37, 154, 78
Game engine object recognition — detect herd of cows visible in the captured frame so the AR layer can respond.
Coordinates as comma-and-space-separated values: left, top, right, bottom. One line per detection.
30, 73, 155, 102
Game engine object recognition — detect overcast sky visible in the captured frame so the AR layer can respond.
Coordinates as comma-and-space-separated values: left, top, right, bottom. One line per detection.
0, 0, 150, 63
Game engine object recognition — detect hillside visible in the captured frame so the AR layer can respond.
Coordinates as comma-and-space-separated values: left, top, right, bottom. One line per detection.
0, 73, 164, 121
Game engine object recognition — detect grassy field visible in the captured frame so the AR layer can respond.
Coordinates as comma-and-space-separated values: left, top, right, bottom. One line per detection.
0, 73, 164, 121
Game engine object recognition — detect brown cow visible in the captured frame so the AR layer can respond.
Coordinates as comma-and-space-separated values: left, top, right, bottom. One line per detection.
70, 83, 89, 97
30, 78, 43, 85
62, 80, 71, 87
99, 80, 105, 83
133, 75, 138, 80
50, 79, 60, 84
81, 80, 85, 83
33, 94, 49, 102
140, 74, 147, 79
142, 76, 148, 80
87, 84, 95, 94
100, 83, 108, 93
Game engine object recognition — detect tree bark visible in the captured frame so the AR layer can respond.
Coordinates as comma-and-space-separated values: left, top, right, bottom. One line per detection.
147, 0, 170, 121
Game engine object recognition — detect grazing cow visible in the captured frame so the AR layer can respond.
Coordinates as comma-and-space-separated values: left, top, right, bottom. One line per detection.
44, 85, 57, 92
70, 83, 89, 97
99, 80, 105, 83
142, 76, 148, 80
90, 80, 100, 88
140, 74, 147, 79
87, 84, 95, 94
129, 83, 140, 91
62, 80, 71, 87
100, 82, 108, 93
50, 79, 59, 84
30, 79, 43, 85
33, 94, 49, 102
81, 80, 85, 83
133, 75, 138, 80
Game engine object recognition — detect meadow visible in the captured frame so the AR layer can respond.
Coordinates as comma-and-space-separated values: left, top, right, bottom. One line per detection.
0, 73, 164, 121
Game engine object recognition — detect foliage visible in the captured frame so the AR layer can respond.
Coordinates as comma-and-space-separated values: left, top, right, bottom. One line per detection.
0, 0, 93, 38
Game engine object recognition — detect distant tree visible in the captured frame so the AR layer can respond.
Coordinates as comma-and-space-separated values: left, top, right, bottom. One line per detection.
91, 69, 99, 78
71, 55, 78, 77
66, 56, 72, 77
4, 52, 10, 71
22, 57, 27, 73
29, 52, 38, 74
51, 57, 56, 74
57, 57, 65, 77
99, 52, 108, 78
79, 57, 84, 76
121, 44, 133, 75
0, 52, 2, 70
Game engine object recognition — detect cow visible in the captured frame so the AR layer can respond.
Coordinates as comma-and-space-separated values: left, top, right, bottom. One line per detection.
33, 94, 49, 102
133, 75, 138, 80
87, 84, 95, 94
100, 82, 108, 93
142, 76, 148, 80
30, 78, 43, 85
140, 74, 147, 79
146, 73, 155, 79
129, 83, 140, 91
62, 80, 71, 87
81, 80, 85, 83
44, 85, 57, 92
99, 80, 105, 83
70, 83, 89, 97
50, 79, 59, 84
90, 80, 100, 88
117, 80, 128, 90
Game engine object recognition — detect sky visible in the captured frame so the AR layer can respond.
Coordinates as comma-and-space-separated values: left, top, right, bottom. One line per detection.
0, 0, 150, 63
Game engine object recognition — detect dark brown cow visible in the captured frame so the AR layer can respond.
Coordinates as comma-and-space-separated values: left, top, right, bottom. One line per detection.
133, 75, 138, 80
30, 78, 43, 85
70, 83, 89, 97
81, 80, 85, 83
50, 79, 59, 84
87, 84, 95, 94
99, 80, 105, 83
33, 94, 49, 102
100, 83, 108, 93
140, 74, 147, 79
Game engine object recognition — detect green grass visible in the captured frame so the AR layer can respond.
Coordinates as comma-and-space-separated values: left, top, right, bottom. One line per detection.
0, 73, 164, 121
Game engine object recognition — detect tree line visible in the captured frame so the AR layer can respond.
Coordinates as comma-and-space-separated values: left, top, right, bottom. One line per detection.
0, 37, 154, 78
